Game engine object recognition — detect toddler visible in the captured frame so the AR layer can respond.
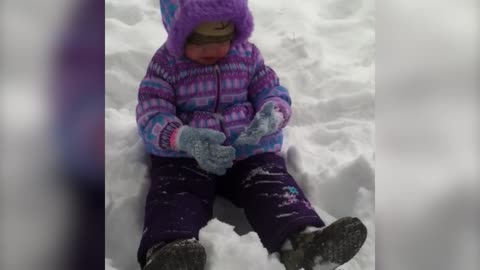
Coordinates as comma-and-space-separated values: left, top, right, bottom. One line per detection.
136, 1, 367, 269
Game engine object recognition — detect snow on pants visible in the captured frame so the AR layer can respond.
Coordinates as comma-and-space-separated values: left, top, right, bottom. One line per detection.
137, 152, 325, 267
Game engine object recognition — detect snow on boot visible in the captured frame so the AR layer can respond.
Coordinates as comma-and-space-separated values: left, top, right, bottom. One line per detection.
143, 239, 206, 270
280, 217, 367, 270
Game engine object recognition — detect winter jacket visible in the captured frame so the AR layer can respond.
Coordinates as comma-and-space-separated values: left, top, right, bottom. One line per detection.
136, 0, 292, 160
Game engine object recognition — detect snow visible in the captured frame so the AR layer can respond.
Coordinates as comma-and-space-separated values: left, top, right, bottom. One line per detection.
106, 0, 375, 269
200, 219, 286, 270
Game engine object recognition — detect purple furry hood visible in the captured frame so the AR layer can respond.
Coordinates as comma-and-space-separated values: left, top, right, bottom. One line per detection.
159, 0, 254, 57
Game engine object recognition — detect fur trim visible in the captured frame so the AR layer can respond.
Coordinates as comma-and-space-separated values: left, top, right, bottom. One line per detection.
164, 0, 254, 57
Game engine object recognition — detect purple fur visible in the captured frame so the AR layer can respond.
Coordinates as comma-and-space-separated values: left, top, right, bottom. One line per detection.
164, 0, 254, 57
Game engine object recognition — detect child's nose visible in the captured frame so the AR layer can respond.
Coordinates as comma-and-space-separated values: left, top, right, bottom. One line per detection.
202, 44, 224, 56
203, 47, 218, 56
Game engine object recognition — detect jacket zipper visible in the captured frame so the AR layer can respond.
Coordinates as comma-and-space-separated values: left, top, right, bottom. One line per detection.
213, 64, 226, 137
214, 65, 221, 113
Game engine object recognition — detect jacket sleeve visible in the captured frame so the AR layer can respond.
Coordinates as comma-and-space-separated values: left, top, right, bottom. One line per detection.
136, 53, 182, 152
248, 44, 292, 128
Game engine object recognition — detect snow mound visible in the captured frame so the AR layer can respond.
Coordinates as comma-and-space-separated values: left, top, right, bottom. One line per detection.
200, 219, 286, 270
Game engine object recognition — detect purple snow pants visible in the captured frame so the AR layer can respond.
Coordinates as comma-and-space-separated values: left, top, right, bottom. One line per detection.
137, 153, 324, 267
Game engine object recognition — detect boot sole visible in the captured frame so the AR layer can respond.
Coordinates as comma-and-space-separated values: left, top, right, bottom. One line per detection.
144, 240, 206, 270
306, 217, 367, 267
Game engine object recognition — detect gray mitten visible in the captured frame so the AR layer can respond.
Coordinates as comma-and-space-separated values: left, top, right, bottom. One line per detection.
234, 102, 284, 145
176, 126, 236, 175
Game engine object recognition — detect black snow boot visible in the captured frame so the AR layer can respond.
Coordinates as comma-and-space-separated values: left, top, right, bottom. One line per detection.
143, 239, 206, 270
280, 217, 367, 270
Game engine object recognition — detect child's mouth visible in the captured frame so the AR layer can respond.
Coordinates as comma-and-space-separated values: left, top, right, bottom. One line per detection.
201, 57, 219, 64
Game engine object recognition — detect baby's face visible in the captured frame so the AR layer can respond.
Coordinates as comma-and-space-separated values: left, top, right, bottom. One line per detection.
185, 41, 231, 65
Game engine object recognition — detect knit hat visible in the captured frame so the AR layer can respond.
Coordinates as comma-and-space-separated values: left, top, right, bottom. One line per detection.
187, 21, 235, 45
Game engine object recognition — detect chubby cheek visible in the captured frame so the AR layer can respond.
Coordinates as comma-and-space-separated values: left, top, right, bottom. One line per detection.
184, 47, 203, 60
215, 44, 230, 57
